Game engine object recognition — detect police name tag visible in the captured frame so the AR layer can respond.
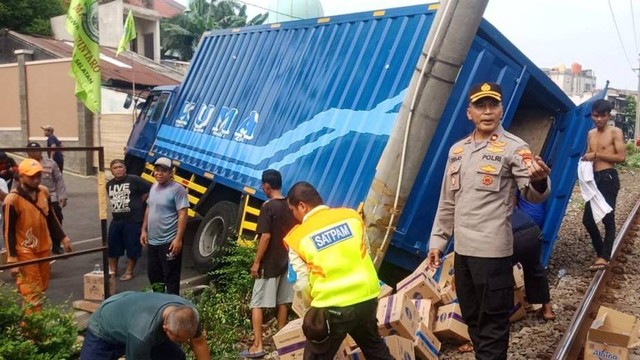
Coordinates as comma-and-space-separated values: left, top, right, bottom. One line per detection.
311, 223, 353, 250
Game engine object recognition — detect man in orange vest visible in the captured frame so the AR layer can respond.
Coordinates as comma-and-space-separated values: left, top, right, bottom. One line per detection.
284, 182, 392, 360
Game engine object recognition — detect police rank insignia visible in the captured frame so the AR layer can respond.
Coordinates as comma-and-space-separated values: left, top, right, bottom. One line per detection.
489, 134, 498, 142
517, 149, 533, 167
481, 175, 494, 186
489, 140, 507, 147
487, 146, 504, 153
452, 147, 464, 155
479, 164, 498, 173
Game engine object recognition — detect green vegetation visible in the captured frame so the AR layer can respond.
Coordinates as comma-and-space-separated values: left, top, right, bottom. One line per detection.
0, 283, 78, 360
622, 142, 640, 168
184, 236, 256, 359
161, 0, 268, 61
0, 0, 66, 36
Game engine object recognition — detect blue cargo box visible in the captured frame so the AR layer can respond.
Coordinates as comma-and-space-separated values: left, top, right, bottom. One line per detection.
143, 4, 595, 270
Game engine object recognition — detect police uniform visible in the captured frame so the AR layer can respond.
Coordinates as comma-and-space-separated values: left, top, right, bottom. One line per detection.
429, 82, 550, 360
285, 205, 392, 360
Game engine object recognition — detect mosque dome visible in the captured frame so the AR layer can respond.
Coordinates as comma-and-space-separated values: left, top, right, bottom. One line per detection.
267, 0, 324, 23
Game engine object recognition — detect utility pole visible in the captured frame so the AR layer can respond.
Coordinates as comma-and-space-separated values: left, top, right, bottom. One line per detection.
636, 55, 640, 141
363, 0, 490, 268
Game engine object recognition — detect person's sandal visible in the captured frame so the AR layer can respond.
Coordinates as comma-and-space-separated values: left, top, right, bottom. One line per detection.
458, 342, 474, 353
120, 273, 134, 281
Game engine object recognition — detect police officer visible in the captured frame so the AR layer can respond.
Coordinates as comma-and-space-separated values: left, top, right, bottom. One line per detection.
284, 182, 392, 360
426, 82, 551, 360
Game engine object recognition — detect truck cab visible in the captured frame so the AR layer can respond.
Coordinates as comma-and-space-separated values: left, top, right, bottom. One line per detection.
124, 85, 179, 176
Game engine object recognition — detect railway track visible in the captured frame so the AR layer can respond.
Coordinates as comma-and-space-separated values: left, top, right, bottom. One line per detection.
552, 200, 640, 359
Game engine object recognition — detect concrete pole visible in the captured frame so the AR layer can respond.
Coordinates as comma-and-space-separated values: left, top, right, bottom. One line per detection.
15, 49, 34, 143
365, 0, 489, 268
636, 55, 640, 141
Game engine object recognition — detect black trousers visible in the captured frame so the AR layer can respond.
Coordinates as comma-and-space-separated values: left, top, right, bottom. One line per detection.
455, 254, 513, 360
582, 168, 620, 261
148, 243, 182, 295
303, 298, 393, 360
51, 201, 64, 249
512, 226, 550, 304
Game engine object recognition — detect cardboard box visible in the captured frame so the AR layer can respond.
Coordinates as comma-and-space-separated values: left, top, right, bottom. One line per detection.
379, 282, 394, 299
396, 272, 441, 302
411, 299, 437, 330
83, 271, 115, 300
377, 294, 418, 340
584, 340, 630, 360
433, 303, 470, 344
583, 306, 640, 360
273, 318, 305, 360
414, 321, 441, 360
513, 263, 525, 289
349, 335, 415, 360
437, 252, 455, 287
510, 287, 527, 322
439, 284, 457, 305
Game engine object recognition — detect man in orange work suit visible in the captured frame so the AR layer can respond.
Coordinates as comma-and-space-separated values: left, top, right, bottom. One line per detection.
3, 159, 72, 312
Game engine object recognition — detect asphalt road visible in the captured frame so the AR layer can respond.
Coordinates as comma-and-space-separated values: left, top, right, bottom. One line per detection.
0, 171, 203, 306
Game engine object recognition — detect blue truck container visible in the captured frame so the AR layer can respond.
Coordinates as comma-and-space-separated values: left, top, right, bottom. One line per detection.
125, 4, 597, 273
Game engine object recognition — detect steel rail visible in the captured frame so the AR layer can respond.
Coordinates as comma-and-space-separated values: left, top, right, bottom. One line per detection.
552, 200, 640, 359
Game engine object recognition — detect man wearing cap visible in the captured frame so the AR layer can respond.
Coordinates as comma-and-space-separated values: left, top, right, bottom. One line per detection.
426, 82, 551, 359
141, 157, 189, 295
26, 142, 68, 254
284, 181, 393, 360
41, 125, 64, 172
2, 159, 72, 312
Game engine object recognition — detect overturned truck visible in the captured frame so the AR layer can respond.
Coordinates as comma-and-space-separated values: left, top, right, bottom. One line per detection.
125, 3, 596, 273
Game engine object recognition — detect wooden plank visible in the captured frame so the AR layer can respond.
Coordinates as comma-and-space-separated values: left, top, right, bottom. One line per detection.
72, 299, 101, 313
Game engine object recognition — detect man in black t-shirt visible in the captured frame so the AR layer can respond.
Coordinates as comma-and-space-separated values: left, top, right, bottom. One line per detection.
240, 169, 297, 359
42, 125, 64, 172
106, 159, 151, 281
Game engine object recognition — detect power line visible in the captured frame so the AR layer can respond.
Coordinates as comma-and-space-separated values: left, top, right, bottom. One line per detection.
631, 0, 639, 54
234, 0, 304, 20
607, 0, 634, 71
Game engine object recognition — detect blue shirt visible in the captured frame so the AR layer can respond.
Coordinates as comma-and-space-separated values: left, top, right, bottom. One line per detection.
147, 181, 189, 245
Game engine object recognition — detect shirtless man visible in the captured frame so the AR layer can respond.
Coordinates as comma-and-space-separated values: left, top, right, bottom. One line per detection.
582, 99, 626, 270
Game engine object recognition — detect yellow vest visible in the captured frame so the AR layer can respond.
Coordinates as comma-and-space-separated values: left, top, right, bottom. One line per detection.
285, 207, 380, 307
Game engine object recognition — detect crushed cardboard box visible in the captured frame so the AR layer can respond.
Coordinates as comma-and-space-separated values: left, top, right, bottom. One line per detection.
584, 306, 640, 360
436, 252, 455, 287
396, 272, 441, 303
510, 287, 527, 322
433, 303, 470, 344
414, 321, 441, 360
348, 335, 415, 360
412, 299, 437, 330
377, 294, 418, 340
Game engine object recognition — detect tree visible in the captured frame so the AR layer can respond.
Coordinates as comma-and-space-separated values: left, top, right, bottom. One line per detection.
0, 0, 66, 36
160, 0, 267, 61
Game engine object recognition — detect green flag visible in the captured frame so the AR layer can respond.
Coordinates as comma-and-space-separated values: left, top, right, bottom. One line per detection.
117, 10, 137, 56
66, 0, 101, 114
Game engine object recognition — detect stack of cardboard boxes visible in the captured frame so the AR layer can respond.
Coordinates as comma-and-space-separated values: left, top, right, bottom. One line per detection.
277, 253, 536, 359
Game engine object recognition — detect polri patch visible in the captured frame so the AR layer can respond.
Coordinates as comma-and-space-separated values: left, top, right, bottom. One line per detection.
311, 223, 353, 250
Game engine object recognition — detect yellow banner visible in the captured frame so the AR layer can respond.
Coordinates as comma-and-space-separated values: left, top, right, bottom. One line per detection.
66, 0, 101, 114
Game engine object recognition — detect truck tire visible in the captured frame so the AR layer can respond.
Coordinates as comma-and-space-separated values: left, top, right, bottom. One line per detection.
192, 201, 238, 272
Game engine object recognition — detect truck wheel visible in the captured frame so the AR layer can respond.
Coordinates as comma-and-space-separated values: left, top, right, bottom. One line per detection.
192, 201, 238, 272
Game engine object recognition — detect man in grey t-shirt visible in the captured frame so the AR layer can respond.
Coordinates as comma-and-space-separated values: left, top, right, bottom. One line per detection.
141, 158, 189, 295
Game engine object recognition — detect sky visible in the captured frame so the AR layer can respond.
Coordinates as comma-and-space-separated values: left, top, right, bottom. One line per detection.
177, 0, 640, 90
